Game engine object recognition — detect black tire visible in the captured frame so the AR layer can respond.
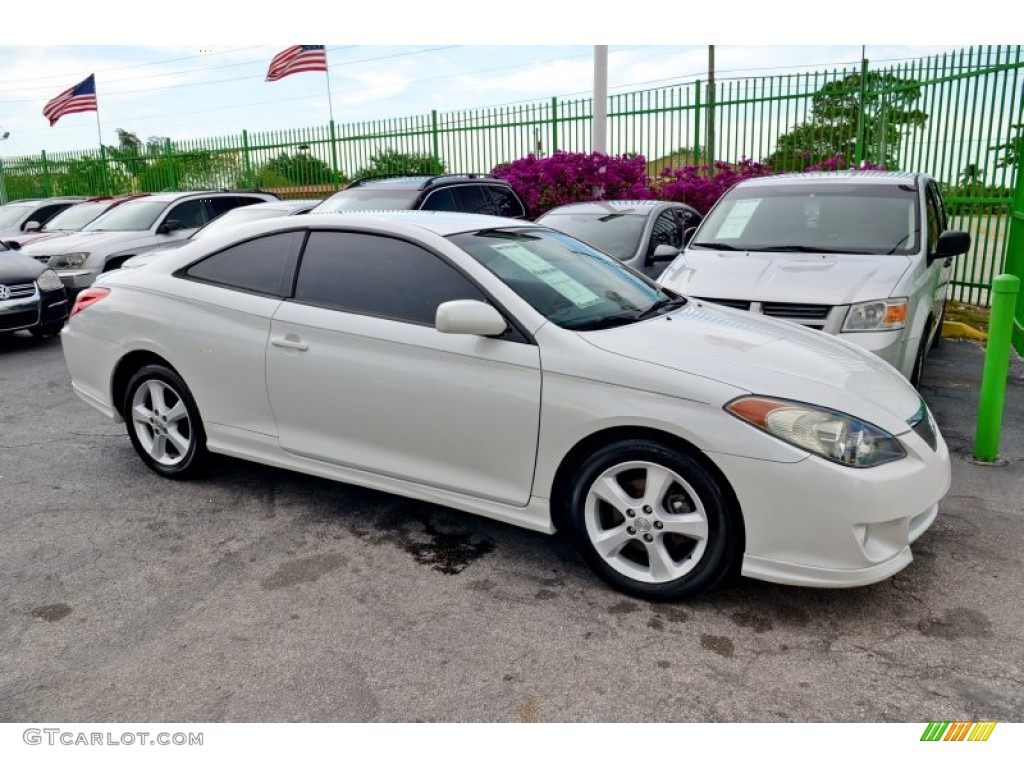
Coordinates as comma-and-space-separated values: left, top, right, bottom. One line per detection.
123, 364, 211, 479
564, 439, 741, 601
30, 321, 64, 338
910, 334, 929, 390
931, 306, 945, 350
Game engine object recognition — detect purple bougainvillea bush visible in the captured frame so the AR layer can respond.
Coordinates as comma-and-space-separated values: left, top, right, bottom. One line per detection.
650, 158, 775, 215
492, 151, 652, 219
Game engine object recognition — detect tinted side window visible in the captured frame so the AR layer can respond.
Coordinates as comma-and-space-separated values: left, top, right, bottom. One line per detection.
294, 232, 486, 325
487, 187, 525, 218
166, 199, 208, 229
421, 189, 458, 212
185, 231, 304, 296
924, 189, 940, 253
452, 185, 490, 214
208, 196, 257, 218
650, 210, 682, 253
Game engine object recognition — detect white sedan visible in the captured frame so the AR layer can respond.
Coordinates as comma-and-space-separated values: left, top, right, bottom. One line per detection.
61, 211, 950, 600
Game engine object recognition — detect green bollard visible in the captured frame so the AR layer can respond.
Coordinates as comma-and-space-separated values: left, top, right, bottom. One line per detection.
973, 273, 1021, 462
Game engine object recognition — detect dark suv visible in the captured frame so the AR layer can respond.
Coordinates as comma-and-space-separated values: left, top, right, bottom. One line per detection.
312, 174, 527, 218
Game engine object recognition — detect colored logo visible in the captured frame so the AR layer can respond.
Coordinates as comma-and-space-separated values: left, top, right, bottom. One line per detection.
921, 721, 997, 741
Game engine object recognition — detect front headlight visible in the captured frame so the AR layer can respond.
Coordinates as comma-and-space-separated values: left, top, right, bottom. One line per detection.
50, 252, 90, 269
726, 396, 906, 468
36, 269, 64, 292
843, 297, 908, 332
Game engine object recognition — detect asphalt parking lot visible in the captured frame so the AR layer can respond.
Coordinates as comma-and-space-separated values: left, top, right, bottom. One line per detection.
1, 333, 1022, 722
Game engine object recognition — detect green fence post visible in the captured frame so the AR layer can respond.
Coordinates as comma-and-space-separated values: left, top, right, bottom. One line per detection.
241, 129, 254, 189
973, 273, 1021, 462
165, 138, 177, 191
0, 157, 7, 204
855, 57, 869, 166
430, 110, 441, 174
1006, 135, 1024, 354
693, 80, 701, 167
41, 150, 52, 196
551, 97, 559, 154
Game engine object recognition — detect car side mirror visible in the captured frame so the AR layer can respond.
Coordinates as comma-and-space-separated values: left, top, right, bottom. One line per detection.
3, 240, 21, 250
23, 221, 41, 232
682, 226, 697, 246
158, 219, 182, 234
651, 243, 681, 263
931, 230, 971, 261
435, 300, 508, 337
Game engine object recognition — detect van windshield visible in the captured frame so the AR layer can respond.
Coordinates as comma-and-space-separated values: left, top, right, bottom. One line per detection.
691, 182, 920, 255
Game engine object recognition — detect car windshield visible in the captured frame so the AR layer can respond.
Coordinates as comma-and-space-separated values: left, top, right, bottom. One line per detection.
0, 204, 33, 229
536, 212, 647, 261
41, 200, 111, 231
313, 189, 417, 212
449, 228, 683, 330
692, 182, 920, 255
84, 200, 169, 231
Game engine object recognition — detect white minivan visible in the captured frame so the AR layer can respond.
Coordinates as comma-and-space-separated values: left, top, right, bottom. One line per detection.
657, 171, 971, 387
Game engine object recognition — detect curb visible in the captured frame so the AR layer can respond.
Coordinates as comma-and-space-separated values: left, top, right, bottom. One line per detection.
942, 320, 988, 341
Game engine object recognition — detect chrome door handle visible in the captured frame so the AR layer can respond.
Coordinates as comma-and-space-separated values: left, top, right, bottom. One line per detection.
271, 335, 309, 351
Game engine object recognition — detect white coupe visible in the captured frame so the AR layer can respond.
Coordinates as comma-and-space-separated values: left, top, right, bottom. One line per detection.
62, 211, 950, 599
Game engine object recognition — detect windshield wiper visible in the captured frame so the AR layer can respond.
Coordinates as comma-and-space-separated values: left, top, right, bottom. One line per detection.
755, 245, 874, 254
690, 241, 741, 250
635, 295, 688, 320
565, 312, 642, 331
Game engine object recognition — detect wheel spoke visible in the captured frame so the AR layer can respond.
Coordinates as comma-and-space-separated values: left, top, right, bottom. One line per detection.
660, 512, 709, 542
164, 399, 188, 426
642, 465, 676, 512
166, 426, 191, 454
146, 380, 168, 414
592, 523, 633, 559
148, 434, 168, 461
645, 538, 677, 582
590, 475, 636, 515
132, 403, 153, 425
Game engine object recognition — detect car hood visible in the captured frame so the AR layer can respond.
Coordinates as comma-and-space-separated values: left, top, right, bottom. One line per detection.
6, 231, 75, 248
659, 248, 914, 305
579, 301, 921, 433
20, 230, 158, 256
0, 251, 46, 280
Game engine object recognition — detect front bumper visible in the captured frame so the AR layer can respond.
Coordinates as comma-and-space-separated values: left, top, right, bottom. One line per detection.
0, 284, 69, 332
708, 419, 950, 588
55, 268, 100, 294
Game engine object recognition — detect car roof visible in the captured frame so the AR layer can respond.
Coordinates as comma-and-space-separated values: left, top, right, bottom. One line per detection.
740, 171, 925, 187
344, 174, 510, 191
135, 190, 277, 203
539, 200, 678, 215
306, 210, 531, 236
236, 200, 320, 212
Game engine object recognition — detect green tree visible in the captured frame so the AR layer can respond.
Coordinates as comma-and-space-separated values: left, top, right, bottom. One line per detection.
766, 72, 928, 171
354, 148, 444, 179
258, 151, 338, 185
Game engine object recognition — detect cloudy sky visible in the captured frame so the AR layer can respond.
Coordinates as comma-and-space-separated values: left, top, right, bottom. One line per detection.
0, 2, 999, 158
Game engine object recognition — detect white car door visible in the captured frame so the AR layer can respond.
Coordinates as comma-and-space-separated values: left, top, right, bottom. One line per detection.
265, 230, 542, 506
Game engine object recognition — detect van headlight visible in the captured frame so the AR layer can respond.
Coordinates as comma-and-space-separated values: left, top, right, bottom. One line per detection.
843, 298, 908, 332
36, 269, 64, 292
726, 396, 906, 468
50, 252, 90, 269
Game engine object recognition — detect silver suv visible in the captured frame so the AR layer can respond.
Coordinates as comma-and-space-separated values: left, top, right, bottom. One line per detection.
19, 190, 277, 293
657, 172, 971, 387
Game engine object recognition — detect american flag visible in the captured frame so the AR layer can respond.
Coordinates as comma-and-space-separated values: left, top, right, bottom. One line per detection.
266, 46, 328, 82
43, 74, 98, 126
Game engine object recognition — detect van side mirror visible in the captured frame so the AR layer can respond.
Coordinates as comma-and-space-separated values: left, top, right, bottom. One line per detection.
158, 219, 182, 234
931, 230, 971, 261
651, 244, 680, 263
23, 221, 41, 232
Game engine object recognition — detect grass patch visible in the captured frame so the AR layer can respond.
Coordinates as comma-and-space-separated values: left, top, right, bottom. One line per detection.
946, 301, 990, 333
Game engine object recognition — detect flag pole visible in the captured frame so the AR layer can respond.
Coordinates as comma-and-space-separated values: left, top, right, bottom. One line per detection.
324, 50, 341, 191
94, 85, 110, 195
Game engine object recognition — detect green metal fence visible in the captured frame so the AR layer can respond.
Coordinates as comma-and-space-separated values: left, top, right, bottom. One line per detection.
1, 45, 1021, 305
